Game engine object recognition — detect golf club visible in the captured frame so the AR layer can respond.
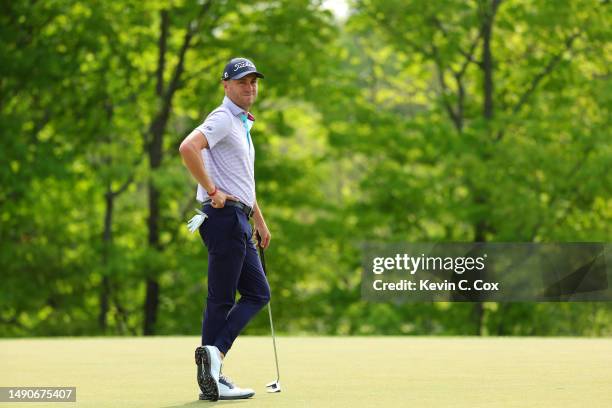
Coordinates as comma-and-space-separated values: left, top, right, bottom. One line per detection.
256, 233, 281, 393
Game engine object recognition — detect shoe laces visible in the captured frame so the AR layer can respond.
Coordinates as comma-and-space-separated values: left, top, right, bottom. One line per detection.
219, 374, 235, 388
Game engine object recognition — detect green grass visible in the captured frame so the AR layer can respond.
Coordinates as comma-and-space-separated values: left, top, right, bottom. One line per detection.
1, 336, 612, 407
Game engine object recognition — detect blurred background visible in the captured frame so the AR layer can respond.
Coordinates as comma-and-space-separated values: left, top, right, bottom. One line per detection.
1, 0, 610, 338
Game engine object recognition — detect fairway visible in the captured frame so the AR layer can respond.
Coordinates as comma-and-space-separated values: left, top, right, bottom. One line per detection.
1, 336, 611, 407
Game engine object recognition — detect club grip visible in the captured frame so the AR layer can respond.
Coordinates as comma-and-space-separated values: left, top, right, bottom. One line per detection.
256, 232, 267, 275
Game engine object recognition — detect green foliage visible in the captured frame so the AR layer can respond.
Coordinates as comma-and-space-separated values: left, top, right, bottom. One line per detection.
1, 0, 610, 337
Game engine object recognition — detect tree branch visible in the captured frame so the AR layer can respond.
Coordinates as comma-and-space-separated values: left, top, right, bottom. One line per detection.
528, 145, 593, 239
148, 0, 215, 147
180, 56, 226, 86
156, 10, 169, 97
496, 31, 581, 141
431, 13, 483, 76
428, 39, 464, 133
364, 7, 434, 58
112, 176, 133, 197
457, 28, 483, 76
164, 0, 215, 105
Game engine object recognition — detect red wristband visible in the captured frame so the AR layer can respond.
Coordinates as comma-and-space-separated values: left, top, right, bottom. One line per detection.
208, 186, 218, 197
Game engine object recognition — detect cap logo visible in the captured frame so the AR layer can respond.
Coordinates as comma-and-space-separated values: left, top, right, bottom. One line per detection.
233, 61, 255, 71
224, 72, 228, 78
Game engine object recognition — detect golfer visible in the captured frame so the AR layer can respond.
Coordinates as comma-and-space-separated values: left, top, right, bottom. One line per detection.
179, 57, 271, 401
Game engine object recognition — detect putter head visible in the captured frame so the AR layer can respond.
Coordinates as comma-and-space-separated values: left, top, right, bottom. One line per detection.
266, 380, 281, 393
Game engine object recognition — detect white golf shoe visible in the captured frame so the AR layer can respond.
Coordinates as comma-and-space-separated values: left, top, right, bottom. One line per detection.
195, 345, 222, 401
199, 374, 255, 400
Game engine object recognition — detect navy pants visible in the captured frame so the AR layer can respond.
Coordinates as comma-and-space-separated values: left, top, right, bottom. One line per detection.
198, 204, 270, 355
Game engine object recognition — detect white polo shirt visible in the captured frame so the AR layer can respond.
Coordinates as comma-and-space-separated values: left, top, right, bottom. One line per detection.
195, 96, 256, 207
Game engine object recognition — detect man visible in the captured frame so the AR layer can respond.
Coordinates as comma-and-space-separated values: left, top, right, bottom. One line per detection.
178, 57, 271, 401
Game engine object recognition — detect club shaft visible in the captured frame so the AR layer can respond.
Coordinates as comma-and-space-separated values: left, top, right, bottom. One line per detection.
267, 302, 280, 381
258, 243, 280, 383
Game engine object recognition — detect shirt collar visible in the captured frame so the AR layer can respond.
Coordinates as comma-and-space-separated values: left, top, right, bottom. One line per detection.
223, 96, 255, 121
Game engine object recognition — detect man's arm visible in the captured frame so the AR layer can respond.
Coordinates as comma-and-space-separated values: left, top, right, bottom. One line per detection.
253, 199, 271, 249
178, 129, 236, 206
179, 129, 214, 192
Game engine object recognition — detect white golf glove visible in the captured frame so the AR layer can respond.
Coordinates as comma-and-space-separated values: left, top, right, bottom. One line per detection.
187, 208, 208, 233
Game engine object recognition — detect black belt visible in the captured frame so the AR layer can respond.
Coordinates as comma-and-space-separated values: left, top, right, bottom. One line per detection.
202, 199, 254, 218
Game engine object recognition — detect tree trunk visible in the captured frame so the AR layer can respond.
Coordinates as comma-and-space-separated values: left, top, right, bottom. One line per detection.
144, 120, 164, 335
472, 0, 501, 336
143, 9, 169, 336
142, 2, 215, 335
98, 276, 110, 332
98, 186, 114, 332
143, 277, 160, 335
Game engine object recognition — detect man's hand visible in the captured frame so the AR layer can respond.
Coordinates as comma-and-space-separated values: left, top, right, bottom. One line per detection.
210, 190, 238, 208
255, 220, 271, 249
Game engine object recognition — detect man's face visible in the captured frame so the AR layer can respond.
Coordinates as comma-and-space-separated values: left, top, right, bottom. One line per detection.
224, 73, 258, 110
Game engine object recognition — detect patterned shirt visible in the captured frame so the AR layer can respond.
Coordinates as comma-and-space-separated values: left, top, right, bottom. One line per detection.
194, 96, 256, 206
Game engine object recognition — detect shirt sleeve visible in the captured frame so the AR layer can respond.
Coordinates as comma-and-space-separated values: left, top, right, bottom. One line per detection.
195, 109, 232, 149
